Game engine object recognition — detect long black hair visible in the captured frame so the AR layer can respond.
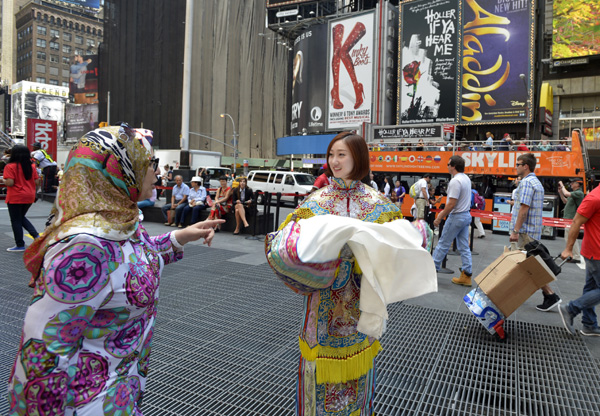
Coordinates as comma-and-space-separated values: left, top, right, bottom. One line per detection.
8, 145, 33, 180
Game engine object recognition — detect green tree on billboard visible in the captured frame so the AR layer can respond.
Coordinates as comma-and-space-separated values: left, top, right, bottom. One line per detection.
553, 0, 600, 59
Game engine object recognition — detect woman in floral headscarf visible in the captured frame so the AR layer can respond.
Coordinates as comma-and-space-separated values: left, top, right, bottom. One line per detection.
8, 125, 223, 416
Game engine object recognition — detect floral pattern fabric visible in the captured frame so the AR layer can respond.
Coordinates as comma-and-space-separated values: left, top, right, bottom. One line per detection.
266, 178, 401, 416
8, 222, 182, 416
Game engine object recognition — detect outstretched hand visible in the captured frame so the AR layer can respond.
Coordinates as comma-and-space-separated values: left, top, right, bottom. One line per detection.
173, 219, 225, 247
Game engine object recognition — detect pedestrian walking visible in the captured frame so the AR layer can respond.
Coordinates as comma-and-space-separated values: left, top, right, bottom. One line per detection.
558, 185, 600, 336
2, 145, 40, 251
558, 178, 584, 263
510, 153, 561, 311
31, 142, 58, 192
432, 155, 473, 285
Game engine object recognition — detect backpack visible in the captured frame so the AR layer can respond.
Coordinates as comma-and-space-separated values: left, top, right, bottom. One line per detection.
409, 182, 419, 198
471, 190, 485, 210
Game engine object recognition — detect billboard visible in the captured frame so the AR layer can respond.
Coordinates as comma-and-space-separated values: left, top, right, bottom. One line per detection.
458, 0, 533, 125
70, 54, 99, 104
27, 119, 57, 160
552, 0, 600, 60
267, 0, 313, 7
65, 103, 99, 142
10, 82, 68, 141
290, 24, 327, 135
398, 0, 460, 124
59, 0, 101, 9
327, 12, 375, 130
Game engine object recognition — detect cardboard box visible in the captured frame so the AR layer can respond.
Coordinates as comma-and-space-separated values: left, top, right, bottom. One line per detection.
474, 249, 556, 317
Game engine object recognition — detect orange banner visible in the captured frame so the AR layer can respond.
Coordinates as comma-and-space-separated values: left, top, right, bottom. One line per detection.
369, 150, 585, 178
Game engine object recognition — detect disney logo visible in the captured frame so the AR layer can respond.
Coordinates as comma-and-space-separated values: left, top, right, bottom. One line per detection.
511, 100, 525, 107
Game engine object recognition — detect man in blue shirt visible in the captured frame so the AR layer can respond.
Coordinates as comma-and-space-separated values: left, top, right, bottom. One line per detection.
510, 153, 561, 311
162, 175, 190, 227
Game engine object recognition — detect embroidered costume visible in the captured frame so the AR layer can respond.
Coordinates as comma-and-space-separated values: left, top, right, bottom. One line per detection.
266, 178, 410, 416
9, 127, 183, 415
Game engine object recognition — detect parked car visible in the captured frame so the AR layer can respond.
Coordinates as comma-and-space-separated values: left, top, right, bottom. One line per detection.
247, 170, 314, 204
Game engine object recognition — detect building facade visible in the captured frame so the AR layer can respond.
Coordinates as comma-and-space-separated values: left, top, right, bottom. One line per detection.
14, 0, 102, 87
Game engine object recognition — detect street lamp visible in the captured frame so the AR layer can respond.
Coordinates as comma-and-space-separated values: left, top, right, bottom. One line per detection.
220, 113, 237, 176
519, 73, 530, 140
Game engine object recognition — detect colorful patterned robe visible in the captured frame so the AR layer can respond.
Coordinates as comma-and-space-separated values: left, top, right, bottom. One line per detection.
8, 223, 182, 416
266, 178, 402, 416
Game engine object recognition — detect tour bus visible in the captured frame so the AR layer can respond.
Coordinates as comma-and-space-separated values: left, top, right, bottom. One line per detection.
369, 130, 589, 232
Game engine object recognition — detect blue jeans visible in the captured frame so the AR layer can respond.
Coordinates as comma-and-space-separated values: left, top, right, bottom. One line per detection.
432, 211, 472, 274
162, 201, 188, 224
7, 203, 39, 248
568, 257, 600, 328
183, 203, 207, 224
137, 199, 155, 209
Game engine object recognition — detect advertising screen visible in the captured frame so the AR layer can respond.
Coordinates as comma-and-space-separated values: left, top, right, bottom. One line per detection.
65, 103, 99, 142
398, 0, 460, 125
552, 0, 600, 60
11, 82, 68, 141
70, 54, 99, 104
60, 0, 101, 9
327, 12, 375, 130
290, 24, 328, 135
458, 0, 533, 125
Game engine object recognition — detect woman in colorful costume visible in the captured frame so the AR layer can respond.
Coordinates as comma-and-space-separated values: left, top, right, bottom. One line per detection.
266, 132, 436, 416
8, 124, 223, 415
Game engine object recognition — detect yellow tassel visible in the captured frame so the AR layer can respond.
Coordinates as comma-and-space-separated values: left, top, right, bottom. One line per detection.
299, 337, 382, 384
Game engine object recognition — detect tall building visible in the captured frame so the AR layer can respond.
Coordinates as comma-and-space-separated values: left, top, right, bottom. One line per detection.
0, 0, 28, 86
14, 0, 103, 87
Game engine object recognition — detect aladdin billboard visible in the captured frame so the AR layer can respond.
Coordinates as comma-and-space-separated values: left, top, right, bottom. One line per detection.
458, 0, 534, 125
290, 24, 328, 135
327, 11, 375, 130
399, 0, 460, 124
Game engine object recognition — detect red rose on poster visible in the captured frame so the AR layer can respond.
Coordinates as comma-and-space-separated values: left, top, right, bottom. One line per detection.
402, 61, 421, 85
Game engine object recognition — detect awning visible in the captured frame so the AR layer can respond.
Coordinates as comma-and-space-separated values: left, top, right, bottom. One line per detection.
276, 134, 337, 156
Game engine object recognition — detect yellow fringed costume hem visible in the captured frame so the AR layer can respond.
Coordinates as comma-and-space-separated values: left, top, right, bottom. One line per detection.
299, 337, 382, 384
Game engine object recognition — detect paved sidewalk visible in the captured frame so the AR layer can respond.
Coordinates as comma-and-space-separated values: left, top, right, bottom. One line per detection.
1, 201, 599, 415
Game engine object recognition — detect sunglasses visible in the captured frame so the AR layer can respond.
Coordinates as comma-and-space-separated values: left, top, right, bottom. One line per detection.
516, 163, 525, 166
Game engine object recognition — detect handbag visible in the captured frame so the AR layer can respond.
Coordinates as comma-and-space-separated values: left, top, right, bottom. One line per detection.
206, 194, 214, 207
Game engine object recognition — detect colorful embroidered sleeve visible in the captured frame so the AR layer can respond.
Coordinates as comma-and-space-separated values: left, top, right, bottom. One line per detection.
265, 217, 341, 295
138, 224, 183, 266
9, 235, 113, 415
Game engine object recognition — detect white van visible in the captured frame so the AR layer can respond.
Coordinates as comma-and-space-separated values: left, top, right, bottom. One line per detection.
247, 170, 315, 203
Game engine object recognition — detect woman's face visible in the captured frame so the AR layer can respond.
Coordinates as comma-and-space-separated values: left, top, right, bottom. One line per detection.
220, 179, 227, 188
328, 139, 354, 181
395, 180, 400, 187
239, 179, 247, 188
138, 166, 155, 201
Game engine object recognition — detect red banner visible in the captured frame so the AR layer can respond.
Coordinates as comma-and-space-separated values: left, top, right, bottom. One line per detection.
27, 118, 57, 159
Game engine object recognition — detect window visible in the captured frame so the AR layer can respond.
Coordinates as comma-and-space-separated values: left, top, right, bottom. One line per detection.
62, 56, 70, 65
285, 175, 294, 185
49, 54, 58, 63
49, 67, 59, 76
272, 174, 283, 184
75, 48, 84, 56
75, 35, 83, 44
86, 39, 95, 47
62, 81, 69, 88
62, 69, 69, 78
50, 41, 59, 50
63, 32, 71, 41
251, 172, 270, 183
49, 79, 59, 86
63, 45, 71, 54
36, 64, 46, 73
37, 26, 47, 35
37, 51, 46, 60
50, 29, 60, 38
36, 77, 46, 83
37, 39, 46, 48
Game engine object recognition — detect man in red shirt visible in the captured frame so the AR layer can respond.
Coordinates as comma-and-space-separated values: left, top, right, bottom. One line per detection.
558, 185, 600, 336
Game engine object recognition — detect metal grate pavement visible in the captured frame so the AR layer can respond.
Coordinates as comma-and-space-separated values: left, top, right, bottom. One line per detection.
1, 246, 599, 415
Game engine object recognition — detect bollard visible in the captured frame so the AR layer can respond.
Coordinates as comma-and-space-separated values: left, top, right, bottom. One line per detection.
275, 192, 282, 227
